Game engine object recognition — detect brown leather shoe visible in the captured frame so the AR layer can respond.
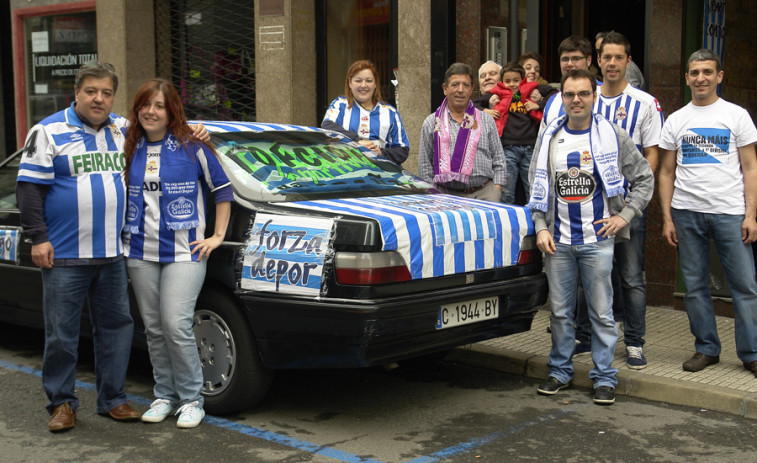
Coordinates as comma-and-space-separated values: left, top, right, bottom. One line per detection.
682, 352, 719, 372
744, 360, 757, 378
107, 403, 141, 421
48, 402, 75, 432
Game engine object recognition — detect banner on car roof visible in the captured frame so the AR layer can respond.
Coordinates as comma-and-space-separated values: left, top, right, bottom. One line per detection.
280, 194, 533, 280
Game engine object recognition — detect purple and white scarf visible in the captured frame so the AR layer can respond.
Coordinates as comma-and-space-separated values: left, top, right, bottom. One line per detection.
433, 98, 482, 185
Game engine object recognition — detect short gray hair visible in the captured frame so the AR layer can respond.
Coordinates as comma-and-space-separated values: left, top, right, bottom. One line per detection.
477, 60, 501, 78
75, 61, 119, 92
687, 49, 721, 72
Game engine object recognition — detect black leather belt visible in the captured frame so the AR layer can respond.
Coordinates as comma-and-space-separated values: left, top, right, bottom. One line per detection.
443, 179, 491, 194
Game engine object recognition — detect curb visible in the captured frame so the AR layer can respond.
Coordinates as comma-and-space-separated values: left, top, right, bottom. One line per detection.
448, 344, 757, 419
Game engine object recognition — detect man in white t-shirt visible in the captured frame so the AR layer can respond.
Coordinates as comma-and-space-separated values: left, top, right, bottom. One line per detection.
658, 49, 757, 377
529, 69, 653, 405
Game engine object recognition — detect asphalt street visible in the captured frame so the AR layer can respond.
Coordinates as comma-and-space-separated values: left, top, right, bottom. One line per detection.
1, 323, 756, 463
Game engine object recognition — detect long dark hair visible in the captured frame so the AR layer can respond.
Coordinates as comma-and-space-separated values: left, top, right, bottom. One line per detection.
123, 78, 215, 182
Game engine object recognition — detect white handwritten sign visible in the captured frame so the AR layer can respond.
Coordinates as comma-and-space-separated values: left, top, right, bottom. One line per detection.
241, 214, 334, 296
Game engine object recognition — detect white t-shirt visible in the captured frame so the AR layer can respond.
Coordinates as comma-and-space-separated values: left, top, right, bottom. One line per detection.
660, 98, 757, 215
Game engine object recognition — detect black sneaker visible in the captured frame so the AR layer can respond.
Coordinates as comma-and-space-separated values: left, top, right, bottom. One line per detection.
593, 386, 615, 405
537, 376, 569, 395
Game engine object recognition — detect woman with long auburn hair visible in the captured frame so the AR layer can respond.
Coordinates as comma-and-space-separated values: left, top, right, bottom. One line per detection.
122, 78, 233, 428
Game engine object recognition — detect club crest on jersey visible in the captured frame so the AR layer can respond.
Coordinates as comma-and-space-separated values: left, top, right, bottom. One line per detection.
167, 196, 195, 219
146, 160, 158, 174
358, 123, 370, 138
556, 167, 596, 203
615, 106, 627, 121
165, 135, 179, 151
110, 124, 121, 138
580, 151, 592, 165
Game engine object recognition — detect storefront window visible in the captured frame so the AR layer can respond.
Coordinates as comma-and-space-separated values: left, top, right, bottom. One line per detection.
24, 11, 97, 127
321, 0, 394, 114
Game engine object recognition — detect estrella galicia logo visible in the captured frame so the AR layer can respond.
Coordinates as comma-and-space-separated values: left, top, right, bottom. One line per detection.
127, 200, 139, 221
167, 196, 194, 219
556, 168, 596, 203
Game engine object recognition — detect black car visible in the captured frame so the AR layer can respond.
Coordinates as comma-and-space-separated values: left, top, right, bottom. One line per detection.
0, 122, 547, 414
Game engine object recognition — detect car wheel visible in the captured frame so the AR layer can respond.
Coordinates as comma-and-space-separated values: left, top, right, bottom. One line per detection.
194, 287, 273, 415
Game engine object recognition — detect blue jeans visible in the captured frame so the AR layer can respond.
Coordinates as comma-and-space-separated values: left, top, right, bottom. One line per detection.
41, 259, 133, 414
546, 239, 618, 388
127, 259, 207, 407
614, 213, 647, 346
501, 144, 534, 204
672, 209, 757, 363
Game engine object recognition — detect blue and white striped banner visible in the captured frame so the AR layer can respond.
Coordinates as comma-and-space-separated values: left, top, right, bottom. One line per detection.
703, 0, 726, 95
280, 194, 533, 280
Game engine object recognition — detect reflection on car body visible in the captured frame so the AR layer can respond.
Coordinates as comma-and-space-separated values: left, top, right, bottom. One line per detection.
0, 122, 547, 414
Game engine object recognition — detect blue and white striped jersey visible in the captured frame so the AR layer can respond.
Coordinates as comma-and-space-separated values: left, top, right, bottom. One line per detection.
323, 96, 409, 150
123, 141, 232, 262
594, 84, 663, 152
17, 104, 127, 259
552, 127, 610, 246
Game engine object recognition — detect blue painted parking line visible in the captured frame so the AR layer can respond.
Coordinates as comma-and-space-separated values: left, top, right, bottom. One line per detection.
403, 402, 590, 463
1, 358, 586, 462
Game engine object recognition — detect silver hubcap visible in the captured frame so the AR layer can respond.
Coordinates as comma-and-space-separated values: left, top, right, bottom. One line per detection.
194, 309, 236, 396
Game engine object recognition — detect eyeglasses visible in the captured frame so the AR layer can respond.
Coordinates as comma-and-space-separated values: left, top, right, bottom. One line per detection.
80, 61, 116, 72
560, 56, 587, 63
562, 91, 594, 99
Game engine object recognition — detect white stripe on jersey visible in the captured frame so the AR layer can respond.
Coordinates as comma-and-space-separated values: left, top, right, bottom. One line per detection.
76, 176, 94, 258
102, 175, 121, 256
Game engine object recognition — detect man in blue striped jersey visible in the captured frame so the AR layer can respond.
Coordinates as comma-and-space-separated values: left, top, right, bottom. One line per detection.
16, 62, 141, 431
574, 31, 663, 370
529, 69, 653, 405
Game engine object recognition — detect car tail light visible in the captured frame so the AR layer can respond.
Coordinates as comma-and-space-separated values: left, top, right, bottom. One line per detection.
517, 235, 538, 265
335, 251, 411, 285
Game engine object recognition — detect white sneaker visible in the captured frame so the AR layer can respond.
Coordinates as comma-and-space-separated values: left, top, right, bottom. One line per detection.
175, 401, 205, 429
141, 399, 173, 423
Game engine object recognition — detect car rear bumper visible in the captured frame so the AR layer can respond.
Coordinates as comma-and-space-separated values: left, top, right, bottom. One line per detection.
239, 272, 548, 368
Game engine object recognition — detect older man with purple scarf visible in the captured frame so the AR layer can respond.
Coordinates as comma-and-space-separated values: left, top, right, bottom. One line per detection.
418, 62, 506, 202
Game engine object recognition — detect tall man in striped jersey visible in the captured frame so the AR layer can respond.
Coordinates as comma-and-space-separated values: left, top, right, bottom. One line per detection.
16, 62, 142, 431
529, 69, 653, 405
575, 31, 663, 369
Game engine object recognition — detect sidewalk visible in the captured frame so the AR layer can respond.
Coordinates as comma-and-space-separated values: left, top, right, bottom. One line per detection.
449, 306, 757, 419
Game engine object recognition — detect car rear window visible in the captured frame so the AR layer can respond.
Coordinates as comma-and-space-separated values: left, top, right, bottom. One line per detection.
212, 130, 430, 201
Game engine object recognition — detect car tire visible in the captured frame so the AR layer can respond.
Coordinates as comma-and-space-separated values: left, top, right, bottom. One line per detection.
194, 287, 273, 415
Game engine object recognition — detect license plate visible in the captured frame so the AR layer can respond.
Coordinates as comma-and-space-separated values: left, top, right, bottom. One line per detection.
435, 296, 499, 330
